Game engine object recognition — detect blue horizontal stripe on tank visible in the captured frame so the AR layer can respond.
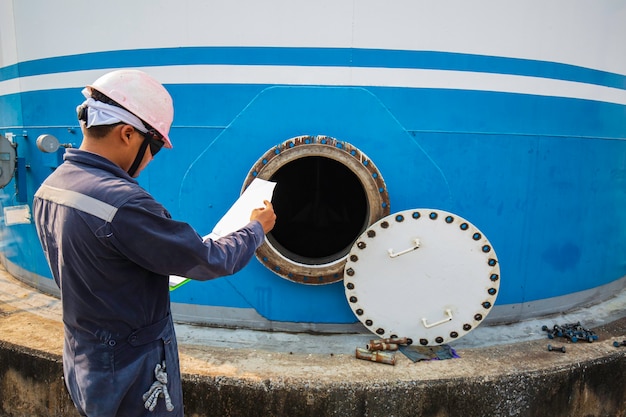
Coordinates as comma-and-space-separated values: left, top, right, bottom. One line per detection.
1, 47, 625, 90
3, 84, 625, 140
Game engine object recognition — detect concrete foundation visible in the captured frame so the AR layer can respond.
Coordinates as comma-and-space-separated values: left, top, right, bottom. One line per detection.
1, 266, 626, 417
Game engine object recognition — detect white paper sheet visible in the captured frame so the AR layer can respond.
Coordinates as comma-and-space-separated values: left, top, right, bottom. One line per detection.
169, 178, 276, 289
207, 178, 277, 239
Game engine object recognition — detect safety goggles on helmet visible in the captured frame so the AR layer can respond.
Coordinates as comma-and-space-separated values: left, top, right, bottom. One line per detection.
137, 128, 165, 157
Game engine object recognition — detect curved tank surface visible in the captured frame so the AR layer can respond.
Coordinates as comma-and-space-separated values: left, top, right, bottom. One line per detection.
1, 1, 625, 333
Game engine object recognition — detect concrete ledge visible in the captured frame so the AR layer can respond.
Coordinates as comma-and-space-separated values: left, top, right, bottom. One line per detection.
180, 352, 626, 417
2, 337, 626, 417
0, 340, 75, 417
2, 266, 626, 417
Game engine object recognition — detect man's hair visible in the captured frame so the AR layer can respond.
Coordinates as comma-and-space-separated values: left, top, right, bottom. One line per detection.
86, 123, 123, 138
90, 89, 122, 107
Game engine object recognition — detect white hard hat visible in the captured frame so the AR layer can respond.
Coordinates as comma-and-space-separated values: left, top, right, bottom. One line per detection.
86, 70, 174, 148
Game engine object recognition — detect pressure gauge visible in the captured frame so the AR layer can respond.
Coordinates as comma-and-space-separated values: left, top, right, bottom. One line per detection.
36, 134, 61, 153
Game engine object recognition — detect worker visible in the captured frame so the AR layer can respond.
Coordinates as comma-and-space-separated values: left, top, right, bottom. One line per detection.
32, 69, 276, 417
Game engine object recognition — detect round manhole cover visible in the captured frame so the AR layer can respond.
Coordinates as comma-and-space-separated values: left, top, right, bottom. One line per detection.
344, 209, 500, 345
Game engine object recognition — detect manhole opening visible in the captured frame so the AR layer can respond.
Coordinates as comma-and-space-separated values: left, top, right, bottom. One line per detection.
244, 135, 389, 284
268, 156, 368, 264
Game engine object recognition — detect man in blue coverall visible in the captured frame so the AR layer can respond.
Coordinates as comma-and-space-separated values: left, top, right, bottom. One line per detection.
32, 69, 276, 416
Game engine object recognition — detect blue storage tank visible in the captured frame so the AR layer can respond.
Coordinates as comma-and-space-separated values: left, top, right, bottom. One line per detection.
1, 1, 625, 333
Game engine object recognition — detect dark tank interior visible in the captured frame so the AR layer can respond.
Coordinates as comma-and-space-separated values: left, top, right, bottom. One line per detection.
268, 156, 368, 264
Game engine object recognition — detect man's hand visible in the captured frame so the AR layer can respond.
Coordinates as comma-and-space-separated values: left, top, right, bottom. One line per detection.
250, 200, 276, 234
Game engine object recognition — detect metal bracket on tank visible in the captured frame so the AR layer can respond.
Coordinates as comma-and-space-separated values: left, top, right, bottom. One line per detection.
387, 238, 420, 258
422, 309, 453, 329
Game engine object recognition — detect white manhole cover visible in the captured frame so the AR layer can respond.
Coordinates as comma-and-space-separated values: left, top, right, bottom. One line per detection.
344, 209, 500, 345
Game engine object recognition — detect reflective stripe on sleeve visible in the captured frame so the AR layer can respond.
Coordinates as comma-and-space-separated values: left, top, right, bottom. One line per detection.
35, 184, 118, 222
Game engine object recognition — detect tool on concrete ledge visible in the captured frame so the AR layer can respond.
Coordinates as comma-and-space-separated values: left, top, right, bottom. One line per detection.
366, 342, 399, 351
371, 337, 413, 346
355, 347, 396, 365
547, 344, 566, 353
541, 322, 598, 343
612, 340, 626, 348
356, 337, 414, 364
357, 335, 459, 364
366, 337, 411, 351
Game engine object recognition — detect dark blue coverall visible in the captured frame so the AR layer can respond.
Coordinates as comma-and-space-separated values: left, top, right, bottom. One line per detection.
33, 149, 265, 416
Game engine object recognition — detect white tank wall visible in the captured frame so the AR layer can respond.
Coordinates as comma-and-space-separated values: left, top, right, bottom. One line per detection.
2, 0, 625, 75
0, 1, 18, 68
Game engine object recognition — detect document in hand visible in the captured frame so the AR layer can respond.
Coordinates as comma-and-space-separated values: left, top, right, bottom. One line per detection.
169, 178, 277, 290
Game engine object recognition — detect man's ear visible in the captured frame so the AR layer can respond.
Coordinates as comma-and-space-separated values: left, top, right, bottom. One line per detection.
120, 124, 135, 145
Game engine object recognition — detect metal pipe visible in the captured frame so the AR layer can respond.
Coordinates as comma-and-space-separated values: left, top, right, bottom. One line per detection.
355, 347, 396, 365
